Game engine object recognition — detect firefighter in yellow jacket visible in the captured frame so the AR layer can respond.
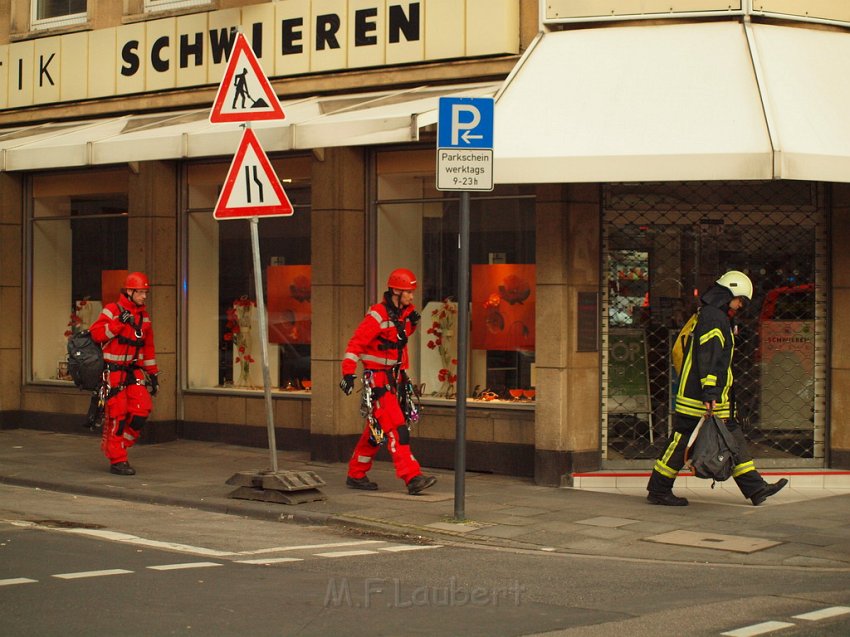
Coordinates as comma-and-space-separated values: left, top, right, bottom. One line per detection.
647, 271, 788, 506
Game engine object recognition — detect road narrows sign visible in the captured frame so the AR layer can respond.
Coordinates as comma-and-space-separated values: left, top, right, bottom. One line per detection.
209, 32, 285, 124
213, 128, 293, 220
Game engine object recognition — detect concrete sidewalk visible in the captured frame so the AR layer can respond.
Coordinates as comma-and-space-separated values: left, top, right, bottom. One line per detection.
1, 428, 849, 569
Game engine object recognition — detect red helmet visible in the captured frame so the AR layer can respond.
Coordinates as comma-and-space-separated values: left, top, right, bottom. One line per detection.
124, 272, 150, 290
387, 268, 417, 291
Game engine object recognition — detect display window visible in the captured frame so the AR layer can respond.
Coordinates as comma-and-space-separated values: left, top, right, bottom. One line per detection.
375, 149, 536, 405
184, 156, 312, 394
29, 168, 129, 383
31, 0, 87, 29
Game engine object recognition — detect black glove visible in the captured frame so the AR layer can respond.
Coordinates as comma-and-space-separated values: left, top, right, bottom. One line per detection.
408, 310, 421, 326
339, 374, 355, 396
119, 309, 134, 324
148, 373, 159, 397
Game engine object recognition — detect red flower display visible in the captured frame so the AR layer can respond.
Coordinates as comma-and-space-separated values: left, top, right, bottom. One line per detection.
223, 295, 257, 386
428, 298, 458, 398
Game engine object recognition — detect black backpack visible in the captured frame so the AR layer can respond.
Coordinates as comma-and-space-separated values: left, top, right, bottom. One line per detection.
685, 415, 739, 484
66, 330, 104, 391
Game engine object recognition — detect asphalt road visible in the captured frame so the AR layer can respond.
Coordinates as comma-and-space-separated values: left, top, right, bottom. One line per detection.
1, 486, 848, 637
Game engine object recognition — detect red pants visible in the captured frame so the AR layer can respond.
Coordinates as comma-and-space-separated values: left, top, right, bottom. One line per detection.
348, 375, 420, 483
102, 417, 141, 464
102, 383, 151, 464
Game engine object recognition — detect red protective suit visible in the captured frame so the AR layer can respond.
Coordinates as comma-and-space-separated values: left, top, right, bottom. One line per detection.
342, 295, 420, 483
90, 293, 158, 465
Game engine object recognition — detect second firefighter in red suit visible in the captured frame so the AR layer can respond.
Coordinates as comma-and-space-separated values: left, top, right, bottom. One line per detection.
90, 272, 159, 476
339, 268, 437, 495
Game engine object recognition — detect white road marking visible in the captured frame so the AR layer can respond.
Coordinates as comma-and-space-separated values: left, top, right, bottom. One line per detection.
5, 519, 442, 574
8, 522, 389, 558
53, 569, 133, 580
378, 545, 442, 552
314, 550, 380, 558
147, 562, 223, 571
57, 528, 232, 557
235, 557, 304, 565
237, 540, 385, 555
721, 621, 795, 637
0, 578, 37, 586
793, 606, 850, 621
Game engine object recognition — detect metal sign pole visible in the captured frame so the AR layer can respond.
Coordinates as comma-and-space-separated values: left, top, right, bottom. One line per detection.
454, 190, 470, 521
214, 40, 325, 505
249, 216, 278, 473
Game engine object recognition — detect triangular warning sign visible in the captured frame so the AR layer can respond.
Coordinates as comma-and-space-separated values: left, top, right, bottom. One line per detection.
210, 32, 285, 123
213, 128, 293, 220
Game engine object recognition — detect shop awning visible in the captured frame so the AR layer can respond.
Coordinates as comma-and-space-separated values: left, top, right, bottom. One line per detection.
749, 23, 850, 183
494, 22, 775, 184
0, 82, 499, 171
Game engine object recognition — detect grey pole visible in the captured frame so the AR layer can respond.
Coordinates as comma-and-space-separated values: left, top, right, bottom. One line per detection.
250, 216, 278, 473
454, 190, 470, 520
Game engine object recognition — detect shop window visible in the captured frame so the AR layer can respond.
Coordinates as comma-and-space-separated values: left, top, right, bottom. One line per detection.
376, 149, 536, 405
30, 169, 128, 383
31, 0, 87, 29
601, 181, 826, 464
185, 157, 312, 394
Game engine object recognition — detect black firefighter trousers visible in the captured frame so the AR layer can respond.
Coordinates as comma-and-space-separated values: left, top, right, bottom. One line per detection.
647, 413, 768, 499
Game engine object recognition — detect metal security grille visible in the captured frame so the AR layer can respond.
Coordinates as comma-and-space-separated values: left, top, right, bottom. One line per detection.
601, 182, 827, 468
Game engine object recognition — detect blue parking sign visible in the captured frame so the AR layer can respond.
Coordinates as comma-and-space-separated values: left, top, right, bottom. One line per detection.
438, 97, 494, 149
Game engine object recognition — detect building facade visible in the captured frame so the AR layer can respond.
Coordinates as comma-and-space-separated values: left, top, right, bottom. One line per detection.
1, 0, 848, 486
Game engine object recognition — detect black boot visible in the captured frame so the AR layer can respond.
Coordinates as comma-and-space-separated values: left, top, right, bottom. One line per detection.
647, 491, 688, 506
346, 476, 378, 490
750, 478, 788, 506
406, 475, 437, 495
110, 462, 136, 476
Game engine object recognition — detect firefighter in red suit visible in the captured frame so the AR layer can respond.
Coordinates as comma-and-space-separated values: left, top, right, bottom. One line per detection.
339, 268, 437, 495
90, 272, 159, 476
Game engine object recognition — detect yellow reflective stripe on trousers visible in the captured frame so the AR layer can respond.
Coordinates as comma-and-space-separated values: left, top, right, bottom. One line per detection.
732, 460, 755, 477
652, 432, 681, 479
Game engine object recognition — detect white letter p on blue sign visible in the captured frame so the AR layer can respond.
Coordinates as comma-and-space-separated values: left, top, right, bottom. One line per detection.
450, 104, 481, 146
438, 97, 494, 150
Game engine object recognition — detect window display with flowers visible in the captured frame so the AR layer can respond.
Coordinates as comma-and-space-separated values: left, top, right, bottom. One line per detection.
185, 158, 312, 392
425, 298, 458, 398
375, 149, 536, 403
64, 297, 91, 337
224, 295, 257, 387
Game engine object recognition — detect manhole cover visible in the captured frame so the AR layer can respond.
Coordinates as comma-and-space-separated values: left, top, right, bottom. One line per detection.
644, 530, 780, 553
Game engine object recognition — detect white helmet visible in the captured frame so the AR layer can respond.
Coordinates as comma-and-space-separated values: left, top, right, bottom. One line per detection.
716, 270, 753, 300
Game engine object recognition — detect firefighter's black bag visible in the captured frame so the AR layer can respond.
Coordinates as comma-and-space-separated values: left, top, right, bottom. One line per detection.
686, 415, 739, 483
66, 330, 104, 391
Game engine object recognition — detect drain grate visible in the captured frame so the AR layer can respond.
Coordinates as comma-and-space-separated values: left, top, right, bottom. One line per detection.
28, 519, 105, 530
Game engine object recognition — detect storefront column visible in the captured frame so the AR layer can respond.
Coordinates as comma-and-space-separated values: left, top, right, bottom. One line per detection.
830, 183, 850, 469
0, 173, 23, 425
310, 147, 367, 463
128, 161, 178, 442
534, 184, 602, 485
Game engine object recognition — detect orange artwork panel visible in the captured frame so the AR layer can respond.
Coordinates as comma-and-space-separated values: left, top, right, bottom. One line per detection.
471, 264, 536, 351
267, 265, 312, 345
101, 270, 128, 305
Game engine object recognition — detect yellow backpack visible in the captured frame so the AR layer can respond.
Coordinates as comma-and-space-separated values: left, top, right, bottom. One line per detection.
671, 311, 699, 377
